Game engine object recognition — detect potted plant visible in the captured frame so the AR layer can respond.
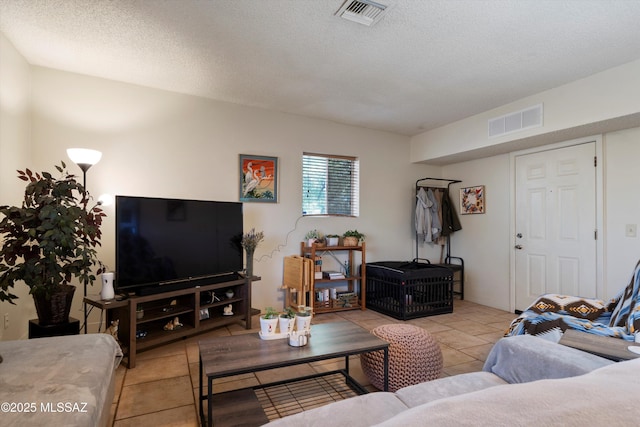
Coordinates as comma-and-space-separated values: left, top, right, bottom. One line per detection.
326, 234, 340, 246
342, 230, 365, 247
278, 307, 296, 334
136, 304, 145, 320
304, 229, 321, 247
0, 162, 105, 325
259, 306, 279, 336
295, 306, 313, 334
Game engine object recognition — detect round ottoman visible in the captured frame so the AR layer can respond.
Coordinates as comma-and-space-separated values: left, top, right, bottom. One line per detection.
360, 324, 443, 392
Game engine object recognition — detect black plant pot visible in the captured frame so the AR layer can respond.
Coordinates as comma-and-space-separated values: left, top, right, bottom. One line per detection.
32, 284, 76, 326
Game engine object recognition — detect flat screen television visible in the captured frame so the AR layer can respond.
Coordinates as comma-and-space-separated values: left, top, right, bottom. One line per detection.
115, 196, 243, 295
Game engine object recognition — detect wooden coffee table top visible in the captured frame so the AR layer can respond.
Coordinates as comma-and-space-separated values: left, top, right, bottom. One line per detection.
199, 321, 388, 378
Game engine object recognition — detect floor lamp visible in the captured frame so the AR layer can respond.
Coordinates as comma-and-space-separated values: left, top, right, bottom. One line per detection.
67, 148, 102, 334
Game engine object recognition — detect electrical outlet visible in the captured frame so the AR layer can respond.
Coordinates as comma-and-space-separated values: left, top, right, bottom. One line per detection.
3, 313, 8, 329
626, 224, 637, 238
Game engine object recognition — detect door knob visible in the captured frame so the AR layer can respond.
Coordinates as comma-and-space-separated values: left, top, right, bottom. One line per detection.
515, 245, 523, 250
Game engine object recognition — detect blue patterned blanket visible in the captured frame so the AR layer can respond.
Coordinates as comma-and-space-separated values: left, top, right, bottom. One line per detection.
506, 260, 640, 341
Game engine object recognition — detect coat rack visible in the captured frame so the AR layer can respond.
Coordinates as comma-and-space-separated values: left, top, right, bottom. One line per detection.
414, 177, 465, 299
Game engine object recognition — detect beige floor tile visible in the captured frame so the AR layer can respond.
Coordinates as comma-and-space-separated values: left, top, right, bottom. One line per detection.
135, 340, 186, 361
255, 364, 317, 385
113, 364, 127, 403
446, 319, 503, 335
117, 375, 194, 420
440, 344, 475, 367
431, 328, 491, 350
114, 300, 514, 424
124, 353, 190, 386
460, 343, 495, 362
114, 404, 198, 427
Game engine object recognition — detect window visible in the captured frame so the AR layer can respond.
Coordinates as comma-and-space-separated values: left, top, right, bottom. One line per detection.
302, 153, 359, 216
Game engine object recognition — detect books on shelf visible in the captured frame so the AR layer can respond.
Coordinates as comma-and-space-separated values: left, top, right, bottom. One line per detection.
323, 271, 345, 280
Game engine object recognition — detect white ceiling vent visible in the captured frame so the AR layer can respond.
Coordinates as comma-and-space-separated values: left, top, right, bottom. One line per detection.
488, 104, 543, 138
336, 0, 388, 26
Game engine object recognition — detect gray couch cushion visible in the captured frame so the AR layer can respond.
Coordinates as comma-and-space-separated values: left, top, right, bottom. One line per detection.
395, 372, 507, 408
374, 357, 640, 427
483, 334, 613, 383
261, 392, 408, 427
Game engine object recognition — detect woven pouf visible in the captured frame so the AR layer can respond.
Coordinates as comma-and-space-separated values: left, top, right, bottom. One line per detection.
360, 324, 443, 392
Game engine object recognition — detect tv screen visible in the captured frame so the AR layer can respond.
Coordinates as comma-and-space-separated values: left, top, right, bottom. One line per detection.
115, 196, 243, 294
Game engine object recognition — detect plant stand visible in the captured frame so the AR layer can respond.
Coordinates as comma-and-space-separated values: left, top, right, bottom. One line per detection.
28, 317, 80, 339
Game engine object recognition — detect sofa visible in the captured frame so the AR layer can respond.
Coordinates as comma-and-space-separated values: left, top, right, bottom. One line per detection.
262, 335, 640, 426
505, 259, 640, 341
0, 333, 122, 427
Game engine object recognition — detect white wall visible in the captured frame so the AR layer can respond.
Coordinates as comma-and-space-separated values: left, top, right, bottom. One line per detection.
441, 155, 511, 310
411, 59, 640, 163
603, 128, 640, 293
19, 66, 441, 336
0, 34, 37, 340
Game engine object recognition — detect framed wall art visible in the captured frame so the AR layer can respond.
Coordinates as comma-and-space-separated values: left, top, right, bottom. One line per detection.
460, 185, 485, 214
239, 154, 278, 203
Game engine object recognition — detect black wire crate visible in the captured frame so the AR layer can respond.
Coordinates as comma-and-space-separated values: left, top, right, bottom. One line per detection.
365, 261, 453, 320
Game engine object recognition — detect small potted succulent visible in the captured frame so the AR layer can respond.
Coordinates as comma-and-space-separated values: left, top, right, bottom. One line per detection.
342, 230, 365, 246
295, 306, 313, 334
304, 229, 321, 247
279, 307, 296, 334
259, 306, 279, 336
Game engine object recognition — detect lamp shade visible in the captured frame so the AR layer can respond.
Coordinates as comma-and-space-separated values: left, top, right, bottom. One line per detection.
67, 148, 102, 171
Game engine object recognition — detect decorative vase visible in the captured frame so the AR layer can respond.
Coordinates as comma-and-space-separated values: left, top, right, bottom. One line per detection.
245, 249, 254, 277
100, 272, 115, 300
32, 284, 76, 325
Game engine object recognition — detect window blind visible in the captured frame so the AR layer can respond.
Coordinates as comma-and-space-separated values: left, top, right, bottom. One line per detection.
302, 153, 359, 216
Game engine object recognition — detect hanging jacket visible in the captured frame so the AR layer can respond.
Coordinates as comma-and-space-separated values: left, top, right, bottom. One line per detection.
441, 191, 462, 236
427, 188, 441, 241
415, 187, 432, 242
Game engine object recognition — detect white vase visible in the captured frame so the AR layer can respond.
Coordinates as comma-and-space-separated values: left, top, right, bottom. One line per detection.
100, 272, 115, 300
260, 316, 279, 336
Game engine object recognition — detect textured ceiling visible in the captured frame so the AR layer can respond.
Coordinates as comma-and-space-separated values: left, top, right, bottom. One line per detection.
1, 0, 640, 136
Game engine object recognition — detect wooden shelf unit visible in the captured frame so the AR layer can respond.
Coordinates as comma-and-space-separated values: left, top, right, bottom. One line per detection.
85, 275, 256, 368
300, 242, 366, 313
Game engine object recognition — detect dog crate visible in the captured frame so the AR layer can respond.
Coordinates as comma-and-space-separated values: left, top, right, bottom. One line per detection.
365, 261, 453, 320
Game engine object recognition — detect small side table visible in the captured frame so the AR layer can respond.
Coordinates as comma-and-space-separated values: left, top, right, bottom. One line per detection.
559, 329, 640, 361
29, 317, 80, 339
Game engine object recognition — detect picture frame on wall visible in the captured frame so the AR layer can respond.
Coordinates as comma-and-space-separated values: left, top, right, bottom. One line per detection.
239, 154, 278, 203
460, 185, 485, 214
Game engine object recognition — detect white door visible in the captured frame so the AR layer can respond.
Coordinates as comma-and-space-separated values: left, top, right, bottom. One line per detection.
514, 142, 596, 311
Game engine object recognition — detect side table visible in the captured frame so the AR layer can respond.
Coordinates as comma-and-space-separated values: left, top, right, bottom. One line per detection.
559, 329, 640, 361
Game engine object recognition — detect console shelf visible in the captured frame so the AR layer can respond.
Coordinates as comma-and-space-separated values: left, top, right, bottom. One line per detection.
85, 275, 258, 368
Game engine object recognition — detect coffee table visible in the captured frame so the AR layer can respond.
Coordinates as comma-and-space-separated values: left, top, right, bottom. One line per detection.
199, 321, 389, 426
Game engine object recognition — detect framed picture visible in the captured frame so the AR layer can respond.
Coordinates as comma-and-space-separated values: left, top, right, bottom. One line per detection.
239, 154, 278, 203
199, 308, 210, 320
460, 185, 485, 214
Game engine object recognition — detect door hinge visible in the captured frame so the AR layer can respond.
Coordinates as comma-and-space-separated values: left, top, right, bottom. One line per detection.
594, 156, 597, 167
595, 230, 598, 240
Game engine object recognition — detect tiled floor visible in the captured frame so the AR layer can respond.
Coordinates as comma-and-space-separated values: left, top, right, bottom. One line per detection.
110, 299, 516, 426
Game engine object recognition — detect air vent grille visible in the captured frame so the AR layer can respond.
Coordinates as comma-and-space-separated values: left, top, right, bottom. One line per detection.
336, 0, 388, 26
488, 104, 543, 138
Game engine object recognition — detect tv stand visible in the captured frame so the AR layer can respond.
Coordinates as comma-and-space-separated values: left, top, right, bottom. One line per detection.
85, 274, 258, 368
